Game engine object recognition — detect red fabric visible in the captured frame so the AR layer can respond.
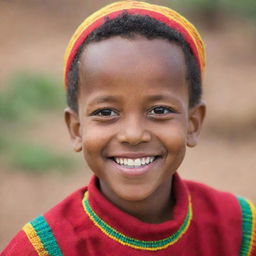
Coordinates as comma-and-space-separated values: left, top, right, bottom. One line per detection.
87, 174, 189, 241
1, 230, 37, 256
1, 174, 242, 256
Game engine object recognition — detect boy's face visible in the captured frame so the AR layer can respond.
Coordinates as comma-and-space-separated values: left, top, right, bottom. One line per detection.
65, 36, 205, 204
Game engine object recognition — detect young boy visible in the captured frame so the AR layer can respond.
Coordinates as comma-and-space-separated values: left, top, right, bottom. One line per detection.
1, 1, 256, 255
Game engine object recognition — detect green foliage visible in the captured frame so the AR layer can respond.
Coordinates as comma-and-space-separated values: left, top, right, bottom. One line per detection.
0, 134, 8, 153
0, 71, 65, 122
1, 134, 74, 173
171, 0, 219, 9
10, 143, 73, 173
0, 71, 75, 173
167, 0, 256, 21
223, 0, 256, 19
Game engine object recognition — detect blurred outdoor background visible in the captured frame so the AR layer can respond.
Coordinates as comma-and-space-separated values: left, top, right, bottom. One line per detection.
0, 0, 256, 250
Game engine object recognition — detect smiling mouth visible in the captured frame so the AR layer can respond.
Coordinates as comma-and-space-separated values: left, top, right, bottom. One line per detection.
111, 156, 159, 169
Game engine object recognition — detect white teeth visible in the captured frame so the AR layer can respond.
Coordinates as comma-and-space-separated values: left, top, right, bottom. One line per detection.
134, 159, 141, 165
144, 157, 154, 164
127, 159, 133, 165
114, 157, 156, 168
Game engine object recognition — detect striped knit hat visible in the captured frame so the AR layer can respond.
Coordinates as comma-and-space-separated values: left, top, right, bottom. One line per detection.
64, 1, 205, 89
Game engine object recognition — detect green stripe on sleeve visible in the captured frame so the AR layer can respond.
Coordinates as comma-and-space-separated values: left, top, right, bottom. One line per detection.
30, 216, 63, 256
237, 196, 253, 256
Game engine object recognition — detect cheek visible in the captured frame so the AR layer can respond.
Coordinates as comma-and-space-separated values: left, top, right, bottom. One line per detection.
170, 127, 187, 151
156, 121, 187, 169
156, 121, 187, 150
162, 124, 187, 171
81, 125, 106, 173
81, 122, 113, 158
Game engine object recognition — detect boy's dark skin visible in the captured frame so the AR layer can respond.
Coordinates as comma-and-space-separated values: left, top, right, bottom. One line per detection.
65, 36, 205, 224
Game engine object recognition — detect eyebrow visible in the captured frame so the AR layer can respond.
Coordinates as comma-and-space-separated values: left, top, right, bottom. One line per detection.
146, 94, 172, 101
88, 95, 119, 105
146, 94, 181, 105
87, 93, 179, 106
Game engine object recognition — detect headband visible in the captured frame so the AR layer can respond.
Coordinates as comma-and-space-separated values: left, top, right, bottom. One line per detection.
64, 1, 206, 89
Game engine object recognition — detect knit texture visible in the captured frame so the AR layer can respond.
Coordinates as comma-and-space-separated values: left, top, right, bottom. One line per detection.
238, 196, 256, 256
1, 174, 255, 256
22, 216, 63, 256
82, 191, 192, 250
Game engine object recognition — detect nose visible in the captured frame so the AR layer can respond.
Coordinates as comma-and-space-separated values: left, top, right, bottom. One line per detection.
117, 116, 151, 145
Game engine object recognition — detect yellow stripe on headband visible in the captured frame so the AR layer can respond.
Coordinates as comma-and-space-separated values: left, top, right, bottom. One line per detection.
64, 1, 205, 88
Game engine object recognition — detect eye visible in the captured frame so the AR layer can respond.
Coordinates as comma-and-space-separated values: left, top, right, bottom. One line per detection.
91, 108, 118, 117
148, 106, 174, 115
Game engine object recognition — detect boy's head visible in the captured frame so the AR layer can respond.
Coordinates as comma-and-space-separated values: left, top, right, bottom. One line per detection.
64, 1, 205, 113
64, 1, 206, 207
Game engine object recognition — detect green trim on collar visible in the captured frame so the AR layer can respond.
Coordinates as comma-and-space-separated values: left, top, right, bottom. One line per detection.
82, 191, 192, 251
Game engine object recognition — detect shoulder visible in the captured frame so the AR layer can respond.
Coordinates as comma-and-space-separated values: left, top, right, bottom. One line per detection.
184, 179, 241, 232
236, 196, 256, 256
1, 186, 88, 256
44, 185, 87, 223
184, 178, 256, 256
185, 179, 240, 209
0, 230, 37, 256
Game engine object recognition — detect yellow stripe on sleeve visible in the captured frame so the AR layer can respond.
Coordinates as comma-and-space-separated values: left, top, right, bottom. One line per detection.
22, 223, 48, 256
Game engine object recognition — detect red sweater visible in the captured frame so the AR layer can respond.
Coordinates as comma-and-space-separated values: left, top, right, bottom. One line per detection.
1, 174, 256, 256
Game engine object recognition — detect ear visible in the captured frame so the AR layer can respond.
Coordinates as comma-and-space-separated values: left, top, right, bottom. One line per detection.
64, 107, 82, 152
187, 102, 206, 148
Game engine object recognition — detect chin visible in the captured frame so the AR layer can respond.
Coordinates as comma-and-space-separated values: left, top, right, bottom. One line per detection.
116, 186, 156, 202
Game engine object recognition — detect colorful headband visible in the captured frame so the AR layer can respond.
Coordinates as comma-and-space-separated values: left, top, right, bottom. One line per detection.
64, 1, 206, 89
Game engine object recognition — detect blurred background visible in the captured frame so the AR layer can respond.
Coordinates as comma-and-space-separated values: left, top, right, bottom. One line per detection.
0, 0, 256, 250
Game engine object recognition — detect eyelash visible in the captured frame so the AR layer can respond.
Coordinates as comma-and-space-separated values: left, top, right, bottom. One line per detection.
148, 106, 176, 115
91, 106, 176, 118
91, 108, 118, 117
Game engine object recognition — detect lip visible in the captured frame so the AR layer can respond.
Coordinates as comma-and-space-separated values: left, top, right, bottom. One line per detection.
108, 153, 160, 159
109, 156, 160, 177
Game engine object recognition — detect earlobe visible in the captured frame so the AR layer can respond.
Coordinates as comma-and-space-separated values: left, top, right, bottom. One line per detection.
64, 107, 82, 152
187, 102, 206, 148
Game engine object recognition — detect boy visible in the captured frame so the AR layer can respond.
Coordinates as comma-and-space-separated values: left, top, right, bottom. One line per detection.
1, 1, 256, 255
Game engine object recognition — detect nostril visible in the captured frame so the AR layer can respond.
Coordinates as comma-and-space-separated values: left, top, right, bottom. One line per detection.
116, 127, 152, 145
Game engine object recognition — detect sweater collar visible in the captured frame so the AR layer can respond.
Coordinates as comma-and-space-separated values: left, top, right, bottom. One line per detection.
82, 173, 192, 251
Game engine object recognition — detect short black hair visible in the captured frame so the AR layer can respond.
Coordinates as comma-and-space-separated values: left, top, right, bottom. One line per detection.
67, 12, 202, 112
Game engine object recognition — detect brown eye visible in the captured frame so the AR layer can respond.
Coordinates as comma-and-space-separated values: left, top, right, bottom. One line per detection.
149, 106, 172, 115
92, 108, 118, 117
99, 109, 113, 116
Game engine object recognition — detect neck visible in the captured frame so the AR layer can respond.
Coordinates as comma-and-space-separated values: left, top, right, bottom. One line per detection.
100, 178, 174, 224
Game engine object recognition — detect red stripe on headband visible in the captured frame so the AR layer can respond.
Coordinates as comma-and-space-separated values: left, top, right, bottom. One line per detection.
65, 9, 200, 88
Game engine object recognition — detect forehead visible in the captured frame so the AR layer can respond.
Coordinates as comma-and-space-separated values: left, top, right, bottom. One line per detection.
78, 36, 187, 100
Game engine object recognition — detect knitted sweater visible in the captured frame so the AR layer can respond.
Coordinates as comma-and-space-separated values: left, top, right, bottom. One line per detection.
1, 174, 256, 256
